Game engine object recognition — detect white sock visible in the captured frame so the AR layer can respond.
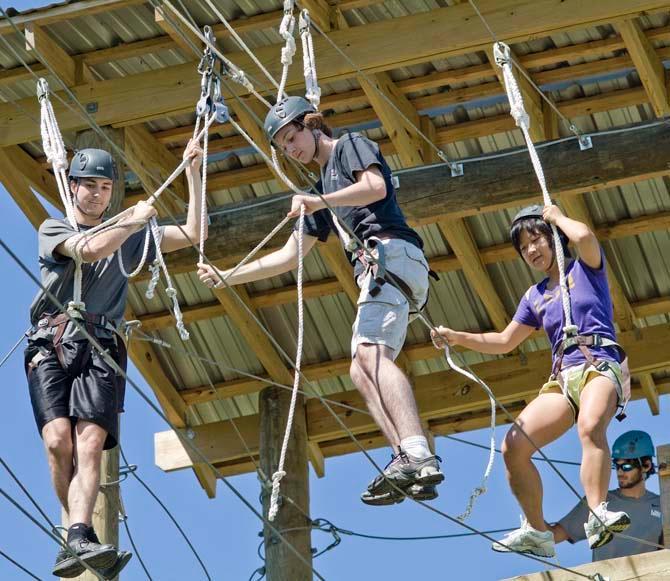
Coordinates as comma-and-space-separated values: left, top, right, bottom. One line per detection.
400, 435, 432, 460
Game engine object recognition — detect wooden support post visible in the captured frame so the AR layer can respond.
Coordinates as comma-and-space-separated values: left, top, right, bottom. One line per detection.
260, 387, 313, 581
658, 444, 670, 549
60, 447, 120, 581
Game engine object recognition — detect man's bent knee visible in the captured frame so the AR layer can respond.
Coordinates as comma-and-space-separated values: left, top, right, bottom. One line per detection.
42, 419, 73, 458
75, 421, 108, 458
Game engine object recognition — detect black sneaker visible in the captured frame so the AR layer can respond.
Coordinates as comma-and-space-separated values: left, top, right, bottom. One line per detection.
364, 452, 444, 498
99, 550, 133, 580
361, 483, 439, 506
52, 538, 118, 578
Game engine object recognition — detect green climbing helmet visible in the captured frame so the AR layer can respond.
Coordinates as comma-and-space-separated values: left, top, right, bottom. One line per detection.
68, 148, 116, 181
612, 430, 655, 460
264, 96, 315, 141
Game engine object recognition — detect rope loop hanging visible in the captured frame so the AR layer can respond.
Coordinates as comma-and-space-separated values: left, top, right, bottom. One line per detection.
494, 41, 575, 337
268, 205, 306, 521
299, 10, 321, 110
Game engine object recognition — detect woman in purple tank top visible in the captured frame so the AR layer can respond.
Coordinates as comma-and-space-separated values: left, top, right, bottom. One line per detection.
432, 204, 630, 559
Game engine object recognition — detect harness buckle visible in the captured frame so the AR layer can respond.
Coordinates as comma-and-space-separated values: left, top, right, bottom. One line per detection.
595, 360, 610, 373
37, 318, 49, 329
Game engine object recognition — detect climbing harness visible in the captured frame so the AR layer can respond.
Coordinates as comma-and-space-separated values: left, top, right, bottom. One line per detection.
495, 41, 630, 421
36, 28, 228, 341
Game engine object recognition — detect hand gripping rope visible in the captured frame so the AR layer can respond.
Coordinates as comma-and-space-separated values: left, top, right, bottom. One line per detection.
493, 42, 575, 338
36, 27, 226, 340
268, 205, 306, 521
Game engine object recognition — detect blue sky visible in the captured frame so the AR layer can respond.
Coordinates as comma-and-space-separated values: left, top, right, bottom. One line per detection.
0, 2, 667, 580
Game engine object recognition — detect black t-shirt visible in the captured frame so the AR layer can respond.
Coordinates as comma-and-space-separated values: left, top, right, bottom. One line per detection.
298, 132, 423, 254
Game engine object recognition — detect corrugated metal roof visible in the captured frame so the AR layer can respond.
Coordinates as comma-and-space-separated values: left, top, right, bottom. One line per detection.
2, 1, 669, 427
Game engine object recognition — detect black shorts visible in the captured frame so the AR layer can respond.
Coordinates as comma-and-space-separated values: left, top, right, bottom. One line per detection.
25, 338, 127, 450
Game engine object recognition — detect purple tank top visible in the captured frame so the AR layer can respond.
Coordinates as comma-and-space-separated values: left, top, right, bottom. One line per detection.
513, 250, 621, 368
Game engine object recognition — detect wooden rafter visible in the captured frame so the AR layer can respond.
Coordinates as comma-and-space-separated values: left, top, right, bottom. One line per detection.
4, 0, 670, 146
486, 45, 555, 142
639, 372, 661, 415
123, 124, 186, 216
176, 286, 670, 405
158, 121, 670, 273
618, 17, 670, 118
0, 148, 49, 228
559, 194, 637, 331
153, 6, 201, 60
155, 322, 670, 474
5, 145, 63, 210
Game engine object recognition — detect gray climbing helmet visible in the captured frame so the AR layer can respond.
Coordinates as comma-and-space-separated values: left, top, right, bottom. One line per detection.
511, 204, 543, 227
264, 96, 315, 141
68, 148, 116, 181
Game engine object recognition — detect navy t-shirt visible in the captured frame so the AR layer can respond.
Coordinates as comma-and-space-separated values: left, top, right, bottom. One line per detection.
297, 132, 423, 255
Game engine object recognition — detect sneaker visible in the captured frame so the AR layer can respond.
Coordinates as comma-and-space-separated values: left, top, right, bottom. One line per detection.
491, 517, 555, 557
52, 538, 118, 578
364, 452, 444, 499
584, 502, 631, 549
361, 483, 439, 506
99, 550, 133, 580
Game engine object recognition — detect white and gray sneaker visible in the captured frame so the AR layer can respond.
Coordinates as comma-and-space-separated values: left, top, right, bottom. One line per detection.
491, 517, 555, 558
584, 502, 631, 549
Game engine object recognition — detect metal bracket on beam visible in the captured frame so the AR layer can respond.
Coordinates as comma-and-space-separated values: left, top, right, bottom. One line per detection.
578, 135, 593, 151
450, 163, 464, 177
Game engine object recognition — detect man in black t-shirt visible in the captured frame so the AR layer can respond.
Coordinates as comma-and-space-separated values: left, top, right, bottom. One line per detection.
199, 97, 444, 507
27, 141, 205, 578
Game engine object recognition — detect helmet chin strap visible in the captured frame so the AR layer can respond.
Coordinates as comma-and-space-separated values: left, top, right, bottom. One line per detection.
72, 180, 107, 221
311, 129, 320, 162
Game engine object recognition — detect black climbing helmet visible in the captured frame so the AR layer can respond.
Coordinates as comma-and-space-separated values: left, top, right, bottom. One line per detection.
511, 204, 543, 226
264, 96, 316, 141
68, 148, 116, 181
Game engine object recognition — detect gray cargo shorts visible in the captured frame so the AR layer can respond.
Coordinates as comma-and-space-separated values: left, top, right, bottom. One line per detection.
351, 238, 429, 360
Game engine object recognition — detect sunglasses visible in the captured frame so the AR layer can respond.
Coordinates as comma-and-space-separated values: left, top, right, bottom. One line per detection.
612, 461, 638, 472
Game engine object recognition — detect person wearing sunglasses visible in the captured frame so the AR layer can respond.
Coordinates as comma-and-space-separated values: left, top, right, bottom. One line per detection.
549, 430, 664, 560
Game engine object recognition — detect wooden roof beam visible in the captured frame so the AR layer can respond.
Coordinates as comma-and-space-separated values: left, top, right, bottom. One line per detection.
486, 46, 550, 143
123, 124, 186, 216
559, 194, 637, 330
158, 121, 670, 273
0, 148, 49, 228
5, 0, 670, 146
24, 22, 91, 86
618, 17, 670, 118
177, 288, 670, 405
138, 202, 670, 332
155, 322, 670, 473
439, 217, 510, 330
639, 372, 660, 415
4, 145, 63, 210
153, 6, 202, 60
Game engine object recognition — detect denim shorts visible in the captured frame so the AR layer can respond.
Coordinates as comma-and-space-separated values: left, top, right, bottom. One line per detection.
351, 238, 429, 360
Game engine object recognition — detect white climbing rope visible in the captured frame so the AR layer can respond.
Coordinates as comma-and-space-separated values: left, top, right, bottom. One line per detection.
37, 79, 78, 231
117, 224, 152, 278
268, 204, 306, 522
277, 0, 297, 101
494, 42, 574, 334
214, 215, 292, 289
299, 10, 321, 110
441, 347, 496, 521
